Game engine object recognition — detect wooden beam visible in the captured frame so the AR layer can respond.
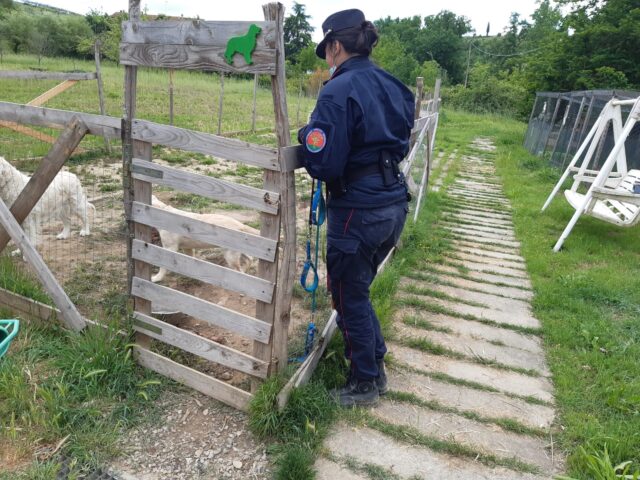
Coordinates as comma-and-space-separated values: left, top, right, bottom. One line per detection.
0, 117, 89, 254
119, 43, 276, 75
131, 120, 280, 170
130, 201, 277, 262
264, 1, 295, 375
0, 102, 121, 139
131, 278, 272, 343
134, 346, 253, 411
0, 120, 58, 144
0, 287, 58, 323
121, 20, 277, 48
131, 158, 280, 214
133, 312, 269, 378
27, 80, 79, 107
131, 240, 275, 303
0, 71, 96, 81
94, 40, 112, 153
0, 198, 85, 331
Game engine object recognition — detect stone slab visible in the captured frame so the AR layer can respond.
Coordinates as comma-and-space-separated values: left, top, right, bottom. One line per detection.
373, 401, 558, 475
399, 291, 539, 329
442, 221, 517, 239
450, 243, 526, 264
388, 370, 555, 429
431, 264, 532, 290
401, 278, 532, 316
449, 250, 526, 271
390, 344, 554, 402
326, 426, 548, 480
315, 458, 368, 480
443, 256, 530, 279
397, 323, 549, 376
450, 212, 514, 228
397, 308, 542, 353
443, 226, 520, 246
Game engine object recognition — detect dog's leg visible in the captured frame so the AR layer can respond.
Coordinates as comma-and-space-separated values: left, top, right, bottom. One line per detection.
79, 202, 94, 237
152, 232, 176, 283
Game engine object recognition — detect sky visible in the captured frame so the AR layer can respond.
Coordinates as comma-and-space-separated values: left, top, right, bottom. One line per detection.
27, 0, 541, 39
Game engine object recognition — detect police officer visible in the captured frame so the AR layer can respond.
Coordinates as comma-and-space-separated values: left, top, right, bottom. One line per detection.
298, 9, 415, 407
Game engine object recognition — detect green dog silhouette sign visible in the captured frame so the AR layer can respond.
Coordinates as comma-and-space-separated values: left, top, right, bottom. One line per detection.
224, 24, 262, 65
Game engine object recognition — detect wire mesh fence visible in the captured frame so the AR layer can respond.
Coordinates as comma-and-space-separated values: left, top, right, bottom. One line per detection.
524, 89, 640, 171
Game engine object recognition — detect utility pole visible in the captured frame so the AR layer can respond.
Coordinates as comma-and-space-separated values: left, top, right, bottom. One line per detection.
464, 40, 472, 88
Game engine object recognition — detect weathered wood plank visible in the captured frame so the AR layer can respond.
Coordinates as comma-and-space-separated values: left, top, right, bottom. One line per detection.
131, 278, 271, 343
94, 40, 112, 153
0, 287, 58, 323
0, 102, 121, 139
0, 117, 88, 253
266, 2, 295, 375
27, 80, 79, 107
0, 120, 58, 145
119, 43, 276, 75
0, 198, 85, 331
132, 141, 153, 349
122, 20, 277, 48
279, 145, 304, 172
130, 201, 277, 262
133, 312, 269, 378
134, 346, 252, 411
131, 240, 274, 303
131, 158, 280, 214
131, 119, 279, 170
0, 71, 96, 81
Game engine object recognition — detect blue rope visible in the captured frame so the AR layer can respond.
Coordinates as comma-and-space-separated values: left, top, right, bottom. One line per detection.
294, 179, 325, 362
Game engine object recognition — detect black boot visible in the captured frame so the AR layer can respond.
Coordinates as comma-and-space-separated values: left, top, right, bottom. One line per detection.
376, 358, 388, 395
331, 378, 379, 408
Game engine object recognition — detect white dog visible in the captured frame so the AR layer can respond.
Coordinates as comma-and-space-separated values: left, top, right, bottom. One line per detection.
150, 195, 259, 282
0, 156, 94, 251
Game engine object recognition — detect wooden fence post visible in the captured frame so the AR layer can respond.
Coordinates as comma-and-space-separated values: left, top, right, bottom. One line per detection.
252, 73, 258, 133
169, 69, 175, 126
260, 1, 295, 376
414, 77, 424, 120
94, 40, 111, 154
124, 0, 140, 302
217, 72, 225, 135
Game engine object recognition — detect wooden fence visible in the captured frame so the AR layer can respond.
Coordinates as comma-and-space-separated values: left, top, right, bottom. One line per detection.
0, 3, 441, 413
122, 0, 296, 409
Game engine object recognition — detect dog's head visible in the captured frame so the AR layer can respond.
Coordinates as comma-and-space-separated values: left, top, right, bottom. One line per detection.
249, 24, 262, 37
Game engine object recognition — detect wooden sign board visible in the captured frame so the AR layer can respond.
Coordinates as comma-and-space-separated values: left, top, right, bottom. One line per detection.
120, 20, 277, 74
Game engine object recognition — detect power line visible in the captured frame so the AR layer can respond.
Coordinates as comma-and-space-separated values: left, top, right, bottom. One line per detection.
470, 41, 542, 57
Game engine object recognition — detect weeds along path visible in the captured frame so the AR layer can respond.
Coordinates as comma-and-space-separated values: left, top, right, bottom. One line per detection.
314, 138, 565, 479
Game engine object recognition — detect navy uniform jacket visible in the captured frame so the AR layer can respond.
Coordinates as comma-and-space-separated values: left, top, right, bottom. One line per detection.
298, 55, 415, 208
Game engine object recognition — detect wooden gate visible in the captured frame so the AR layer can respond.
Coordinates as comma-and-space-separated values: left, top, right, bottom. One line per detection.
122, 1, 296, 410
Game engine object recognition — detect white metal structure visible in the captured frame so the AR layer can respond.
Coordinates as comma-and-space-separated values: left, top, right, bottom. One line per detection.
542, 97, 640, 251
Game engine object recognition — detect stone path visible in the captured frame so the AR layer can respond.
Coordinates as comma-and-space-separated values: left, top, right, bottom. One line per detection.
315, 138, 564, 479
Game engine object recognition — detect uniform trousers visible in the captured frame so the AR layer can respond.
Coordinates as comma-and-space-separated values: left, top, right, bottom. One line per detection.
326, 200, 408, 380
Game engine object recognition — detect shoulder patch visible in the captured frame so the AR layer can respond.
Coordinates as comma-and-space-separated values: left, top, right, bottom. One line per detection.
305, 128, 327, 153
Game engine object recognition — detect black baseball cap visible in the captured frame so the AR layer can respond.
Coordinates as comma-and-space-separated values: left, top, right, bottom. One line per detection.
315, 9, 366, 59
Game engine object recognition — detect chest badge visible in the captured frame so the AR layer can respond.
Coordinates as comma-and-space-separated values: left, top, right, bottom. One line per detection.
305, 128, 327, 153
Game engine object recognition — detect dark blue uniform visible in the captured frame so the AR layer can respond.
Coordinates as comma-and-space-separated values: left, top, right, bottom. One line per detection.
299, 55, 414, 381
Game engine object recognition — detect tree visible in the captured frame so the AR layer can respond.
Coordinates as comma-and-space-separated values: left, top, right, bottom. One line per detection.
284, 2, 313, 63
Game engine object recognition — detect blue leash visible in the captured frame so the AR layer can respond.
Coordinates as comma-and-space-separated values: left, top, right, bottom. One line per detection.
293, 179, 325, 362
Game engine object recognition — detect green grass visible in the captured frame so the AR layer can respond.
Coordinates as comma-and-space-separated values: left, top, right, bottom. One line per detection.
0, 318, 162, 477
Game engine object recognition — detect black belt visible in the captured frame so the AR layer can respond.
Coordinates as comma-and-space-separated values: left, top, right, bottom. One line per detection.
344, 163, 381, 183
